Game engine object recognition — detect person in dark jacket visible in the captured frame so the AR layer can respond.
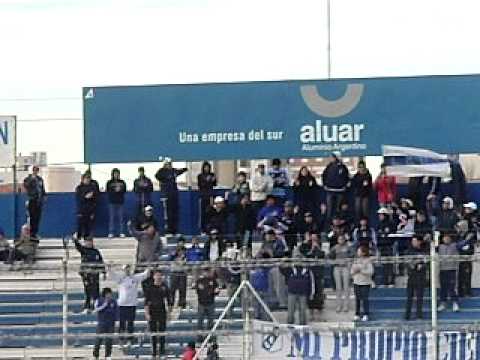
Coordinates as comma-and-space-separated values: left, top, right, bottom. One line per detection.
205, 196, 230, 236
351, 160, 372, 221
23, 165, 46, 239
74, 235, 106, 313
93, 287, 118, 360
106, 168, 127, 238
280, 201, 300, 255
376, 208, 395, 286
234, 194, 255, 253
437, 197, 459, 233
281, 248, 314, 325
155, 159, 187, 234
195, 268, 219, 341
293, 166, 318, 216
169, 241, 188, 308
404, 236, 428, 320
197, 161, 217, 232
456, 220, 476, 298
76, 173, 99, 240
426, 177, 441, 225
303, 236, 326, 318
228, 171, 250, 205
133, 166, 154, 213
449, 157, 467, 208
322, 152, 350, 220
144, 270, 173, 358
407, 177, 424, 210
414, 210, 433, 241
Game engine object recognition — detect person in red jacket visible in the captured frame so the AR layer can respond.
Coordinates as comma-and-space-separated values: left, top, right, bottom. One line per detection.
182, 341, 196, 360
374, 163, 397, 208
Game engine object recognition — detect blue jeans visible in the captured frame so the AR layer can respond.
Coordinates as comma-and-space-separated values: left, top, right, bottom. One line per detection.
108, 203, 124, 235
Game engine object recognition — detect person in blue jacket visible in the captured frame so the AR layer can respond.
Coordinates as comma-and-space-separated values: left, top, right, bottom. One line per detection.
321, 152, 350, 221
155, 159, 187, 235
93, 287, 118, 360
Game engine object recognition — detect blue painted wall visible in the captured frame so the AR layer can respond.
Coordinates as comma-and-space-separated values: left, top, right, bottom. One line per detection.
1, 184, 479, 238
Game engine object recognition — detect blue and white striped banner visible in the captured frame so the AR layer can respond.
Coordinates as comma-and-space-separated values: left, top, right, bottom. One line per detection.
254, 321, 479, 360
382, 145, 451, 178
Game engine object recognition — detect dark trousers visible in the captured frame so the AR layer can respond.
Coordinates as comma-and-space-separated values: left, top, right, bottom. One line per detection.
119, 306, 136, 343
200, 195, 212, 232
326, 191, 344, 220
197, 303, 215, 336
81, 273, 99, 309
0, 249, 9, 262
170, 273, 187, 307
440, 270, 458, 303
165, 193, 179, 234
149, 315, 167, 356
354, 284, 370, 316
378, 246, 395, 285
93, 323, 114, 358
458, 261, 473, 297
27, 199, 43, 237
77, 210, 95, 239
136, 193, 152, 215
354, 196, 369, 221
405, 274, 425, 318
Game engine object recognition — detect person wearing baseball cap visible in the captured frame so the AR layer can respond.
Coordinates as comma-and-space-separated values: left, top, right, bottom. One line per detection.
23, 165, 46, 240
463, 202, 478, 228
322, 151, 350, 220
155, 159, 188, 235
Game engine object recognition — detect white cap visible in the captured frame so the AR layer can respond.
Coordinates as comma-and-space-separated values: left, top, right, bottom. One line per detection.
464, 202, 477, 210
214, 196, 225, 204
377, 207, 390, 215
442, 196, 453, 203
332, 151, 342, 159
144, 205, 153, 212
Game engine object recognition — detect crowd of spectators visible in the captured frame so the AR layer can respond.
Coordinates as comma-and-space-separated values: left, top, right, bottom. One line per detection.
1, 153, 478, 358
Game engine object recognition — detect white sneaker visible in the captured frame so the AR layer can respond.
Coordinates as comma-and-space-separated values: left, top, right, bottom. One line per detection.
452, 302, 460, 312
388, 284, 395, 288
354, 315, 360, 321
361, 315, 369, 322
438, 303, 446, 312
108, 233, 114, 238
120, 233, 126, 238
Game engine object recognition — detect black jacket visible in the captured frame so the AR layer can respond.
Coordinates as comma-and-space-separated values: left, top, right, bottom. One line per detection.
205, 206, 230, 234
75, 182, 99, 213
195, 275, 218, 306
406, 246, 428, 278
197, 171, 217, 197
234, 203, 255, 234
23, 175, 46, 201
134, 213, 159, 232
106, 178, 126, 204
155, 167, 187, 193
352, 171, 372, 198
322, 161, 349, 191
133, 176, 153, 195
74, 238, 105, 275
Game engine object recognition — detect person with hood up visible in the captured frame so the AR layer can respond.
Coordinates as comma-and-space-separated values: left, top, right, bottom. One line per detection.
106, 168, 127, 238
23, 165, 46, 240
133, 166, 154, 213
293, 166, 318, 216
322, 151, 350, 220
108, 264, 149, 346
76, 172, 99, 240
155, 159, 187, 235
351, 160, 373, 220
197, 161, 217, 232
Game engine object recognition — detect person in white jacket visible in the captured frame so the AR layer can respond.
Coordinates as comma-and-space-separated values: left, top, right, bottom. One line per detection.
108, 264, 150, 346
250, 164, 273, 215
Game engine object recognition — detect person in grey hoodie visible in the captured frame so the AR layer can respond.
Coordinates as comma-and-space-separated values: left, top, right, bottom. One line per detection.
127, 220, 161, 265
437, 233, 468, 312
351, 245, 374, 321
329, 234, 354, 312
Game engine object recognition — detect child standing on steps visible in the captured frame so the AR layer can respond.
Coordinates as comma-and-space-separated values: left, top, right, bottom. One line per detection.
351, 245, 374, 322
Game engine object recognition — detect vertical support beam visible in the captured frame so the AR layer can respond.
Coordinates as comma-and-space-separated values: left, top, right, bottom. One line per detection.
62, 258, 68, 360
430, 233, 439, 360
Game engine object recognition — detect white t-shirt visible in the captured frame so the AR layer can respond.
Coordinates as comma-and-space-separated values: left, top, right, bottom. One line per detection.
110, 269, 149, 307
209, 241, 219, 261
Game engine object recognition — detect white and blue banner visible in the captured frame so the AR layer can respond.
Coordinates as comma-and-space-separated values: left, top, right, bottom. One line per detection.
0, 116, 15, 167
253, 321, 480, 360
382, 145, 451, 178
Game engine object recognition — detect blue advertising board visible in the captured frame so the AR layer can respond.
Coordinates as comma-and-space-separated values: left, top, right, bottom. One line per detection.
83, 74, 480, 163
